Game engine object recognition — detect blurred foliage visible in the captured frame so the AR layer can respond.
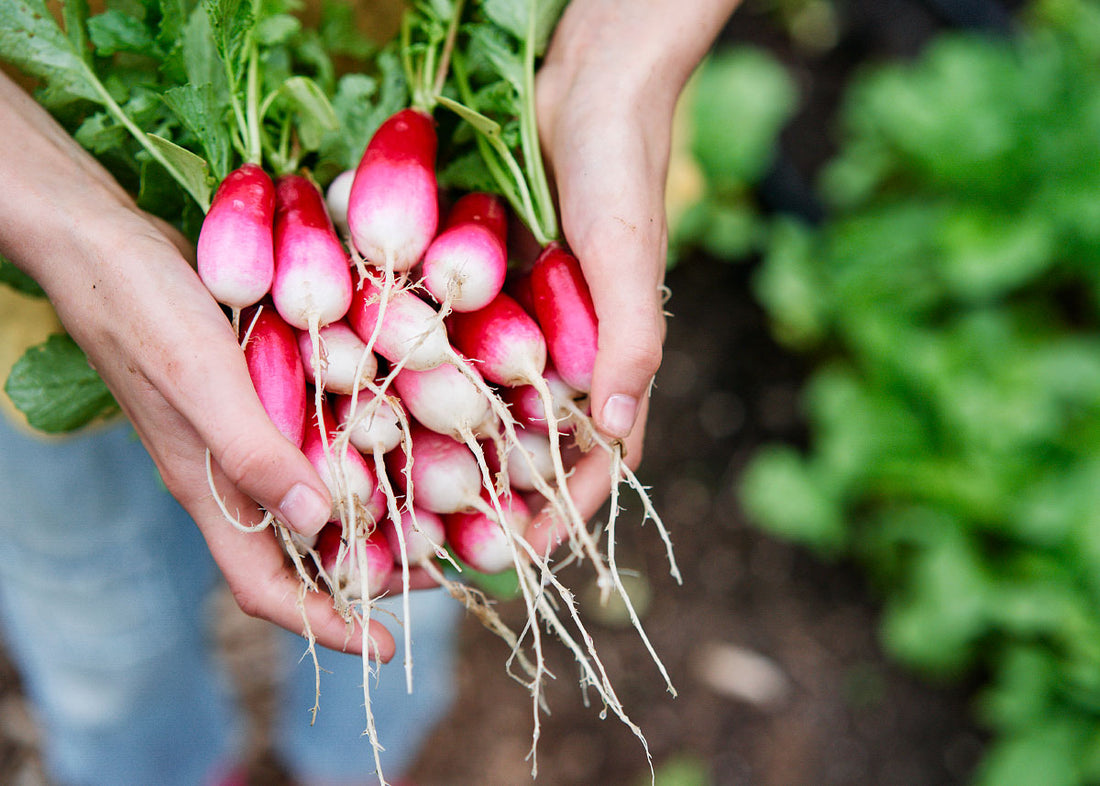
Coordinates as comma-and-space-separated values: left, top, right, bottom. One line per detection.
736, 0, 1100, 783
667, 45, 797, 265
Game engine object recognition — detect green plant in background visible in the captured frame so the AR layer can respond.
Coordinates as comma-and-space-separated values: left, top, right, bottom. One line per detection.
741, 0, 1100, 783
667, 44, 797, 265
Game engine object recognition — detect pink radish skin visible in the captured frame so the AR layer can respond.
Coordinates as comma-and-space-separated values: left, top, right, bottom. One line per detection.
447, 292, 547, 387
384, 506, 446, 565
197, 164, 276, 309
334, 392, 403, 455
346, 275, 451, 370
240, 304, 307, 447
303, 399, 376, 515
325, 169, 355, 236
347, 108, 438, 272
529, 243, 598, 393
297, 321, 378, 395
392, 363, 492, 441
445, 493, 531, 575
388, 425, 484, 515
421, 221, 507, 312
272, 174, 353, 331
443, 192, 508, 244
317, 524, 395, 599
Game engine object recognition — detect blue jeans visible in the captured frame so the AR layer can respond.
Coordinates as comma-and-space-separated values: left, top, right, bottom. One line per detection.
0, 416, 459, 786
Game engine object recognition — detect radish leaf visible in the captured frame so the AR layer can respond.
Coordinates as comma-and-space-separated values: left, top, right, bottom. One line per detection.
5, 335, 119, 433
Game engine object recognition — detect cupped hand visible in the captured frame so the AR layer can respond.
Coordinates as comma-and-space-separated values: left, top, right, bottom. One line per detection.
0, 72, 393, 659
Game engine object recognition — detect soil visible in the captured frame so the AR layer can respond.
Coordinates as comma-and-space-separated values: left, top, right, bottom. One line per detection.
0, 3, 1002, 784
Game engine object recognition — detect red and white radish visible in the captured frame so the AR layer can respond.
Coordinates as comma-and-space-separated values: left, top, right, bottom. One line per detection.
391, 362, 493, 441
302, 398, 377, 525
272, 174, 353, 333
197, 163, 276, 310
317, 523, 395, 600
297, 320, 378, 395
445, 492, 531, 575
347, 108, 439, 274
240, 303, 307, 448
502, 367, 579, 436
384, 505, 446, 566
421, 197, 507, 312
346, 274, 451, 371
389, 425, 487, 516
528, 243, 598, 393
501, 430, 555, 492
335, 390, 404, 457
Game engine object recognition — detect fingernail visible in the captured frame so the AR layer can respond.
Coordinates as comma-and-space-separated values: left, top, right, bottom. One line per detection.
600, 394, 638, 439
278, 483, 331, 537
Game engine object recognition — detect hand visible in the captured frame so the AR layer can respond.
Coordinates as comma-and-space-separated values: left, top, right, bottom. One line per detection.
0, 73, 394, 660
529, 0, 738, 534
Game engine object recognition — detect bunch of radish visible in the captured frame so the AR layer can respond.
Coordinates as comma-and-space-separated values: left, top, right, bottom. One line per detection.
195, 104, 676, 781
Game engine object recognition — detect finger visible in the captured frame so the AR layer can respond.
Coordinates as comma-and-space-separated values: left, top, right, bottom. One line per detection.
87, 245, 334, 541
198, 487, 395, 659
555, 129, 667, 441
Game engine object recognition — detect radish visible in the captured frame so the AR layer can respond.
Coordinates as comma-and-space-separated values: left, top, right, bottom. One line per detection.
447, 292, 547, 388
239, 304, 307, 448
421, 196, 508, 312
445, 492, 531, 575
347, 108, 438, 274
443, 191, 508, 243
334, 391, 403, 456
197, 163, 276, 310
302, 397, 376, 523
325, 169, 356, 237
391, 362, 493, 442
317, 523, 395, 600
501, 430, 554, 492
502, 367, 578, 436
384, 505, 446, 565
388, 425, 487, 516
346, 273, 451, 371
528, 242, 598, 393
297, 320, 378, 395
272, 174, 353, 333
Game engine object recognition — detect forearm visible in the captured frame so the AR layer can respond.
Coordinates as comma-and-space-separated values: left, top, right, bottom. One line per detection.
542, 0, 741, 102
0, 71, 133, 289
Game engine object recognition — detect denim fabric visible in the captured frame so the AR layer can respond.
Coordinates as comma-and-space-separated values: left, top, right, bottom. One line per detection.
276, 588, 462, 784
0, 415, 459, 786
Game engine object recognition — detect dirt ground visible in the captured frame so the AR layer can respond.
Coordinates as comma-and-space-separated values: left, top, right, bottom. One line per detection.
0, 3, 997, 784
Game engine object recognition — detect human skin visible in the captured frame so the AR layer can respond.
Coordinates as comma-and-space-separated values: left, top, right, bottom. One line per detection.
527, 0, 741, 549
0, 72, 392, 659
0, 0, 739, 639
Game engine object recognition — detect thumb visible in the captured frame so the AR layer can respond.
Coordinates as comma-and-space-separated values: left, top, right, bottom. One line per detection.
571, 217, 666, 441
